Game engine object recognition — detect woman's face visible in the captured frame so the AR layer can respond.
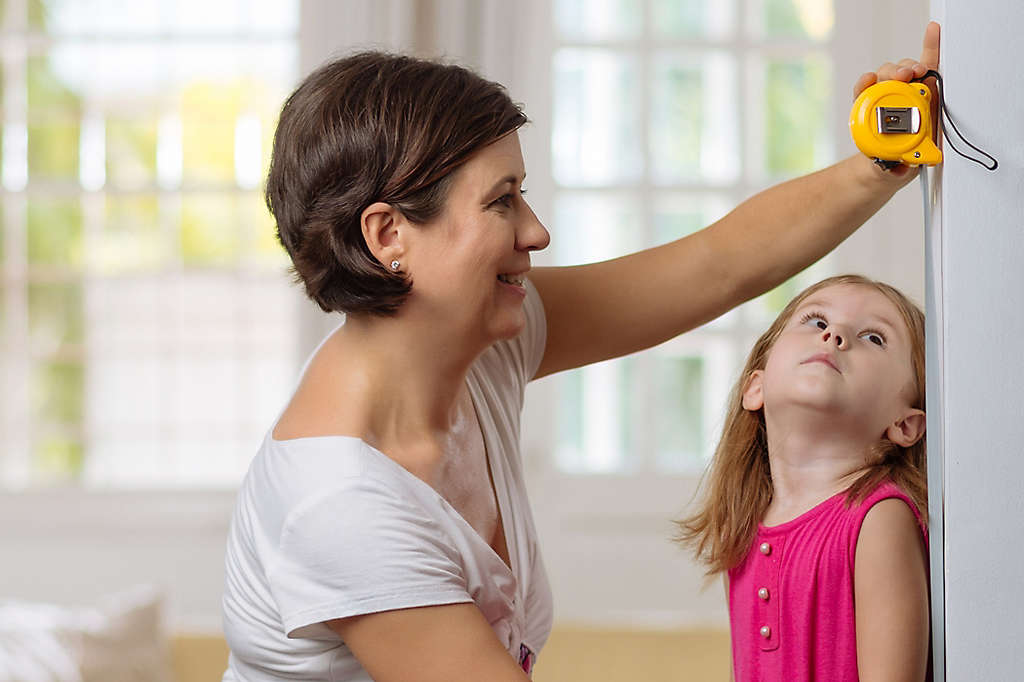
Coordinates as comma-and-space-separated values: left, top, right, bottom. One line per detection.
403, 132, 550, 344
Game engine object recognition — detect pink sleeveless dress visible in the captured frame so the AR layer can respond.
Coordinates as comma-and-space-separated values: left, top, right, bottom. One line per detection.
728, 482, 928, 681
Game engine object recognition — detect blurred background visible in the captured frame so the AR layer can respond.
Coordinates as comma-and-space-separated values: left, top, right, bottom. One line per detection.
0, 0, 929, 678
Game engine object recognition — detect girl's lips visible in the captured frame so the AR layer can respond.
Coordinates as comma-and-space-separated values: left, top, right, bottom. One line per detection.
802, 353, 840, 373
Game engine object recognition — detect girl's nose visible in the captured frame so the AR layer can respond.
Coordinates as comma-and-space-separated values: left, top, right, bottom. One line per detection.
821, 330, 846, 349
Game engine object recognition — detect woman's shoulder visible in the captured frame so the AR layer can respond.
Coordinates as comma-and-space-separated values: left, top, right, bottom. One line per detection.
270, 327, 369, 442
244, 434, 409, 517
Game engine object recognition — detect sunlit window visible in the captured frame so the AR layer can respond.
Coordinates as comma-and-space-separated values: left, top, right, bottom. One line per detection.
1, 0, 300, 488
551, 0, 835, 474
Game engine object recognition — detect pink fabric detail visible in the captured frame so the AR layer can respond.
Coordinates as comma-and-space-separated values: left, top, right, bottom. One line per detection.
728, 482, 927, 682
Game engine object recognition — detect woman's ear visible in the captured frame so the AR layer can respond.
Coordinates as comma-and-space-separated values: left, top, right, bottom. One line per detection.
361, 202, 405, 268
886, 408, 926, 447
741, 370, 765, 411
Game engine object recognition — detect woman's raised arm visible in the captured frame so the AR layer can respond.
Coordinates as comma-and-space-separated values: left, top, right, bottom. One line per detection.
531, 23, 940, 380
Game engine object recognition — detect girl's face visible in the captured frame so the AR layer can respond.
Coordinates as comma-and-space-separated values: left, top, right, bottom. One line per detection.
744, 284, 921, 442
402, 132, 550, 345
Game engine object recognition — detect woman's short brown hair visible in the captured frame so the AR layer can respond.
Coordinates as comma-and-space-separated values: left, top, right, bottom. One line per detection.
266, 51, 528, 315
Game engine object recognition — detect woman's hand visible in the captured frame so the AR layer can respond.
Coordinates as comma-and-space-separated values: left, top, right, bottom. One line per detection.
853, 21, 940, 99
852, 21, 942, 182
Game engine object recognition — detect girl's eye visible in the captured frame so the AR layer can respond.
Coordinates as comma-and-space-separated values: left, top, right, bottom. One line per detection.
861, 331, 886, 347
800, 312, 828, 330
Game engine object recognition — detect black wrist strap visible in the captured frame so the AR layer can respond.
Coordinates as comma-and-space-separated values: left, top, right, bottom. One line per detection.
916, 69, 998, 171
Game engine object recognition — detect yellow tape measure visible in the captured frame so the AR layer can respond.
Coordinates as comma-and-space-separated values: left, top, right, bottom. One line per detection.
849, 79, 942, 166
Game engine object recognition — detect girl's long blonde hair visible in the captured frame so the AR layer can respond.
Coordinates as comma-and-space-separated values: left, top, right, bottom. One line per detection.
677, 275, 927, 575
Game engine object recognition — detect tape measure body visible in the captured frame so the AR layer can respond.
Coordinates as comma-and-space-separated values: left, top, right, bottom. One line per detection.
849, 80, 942, 165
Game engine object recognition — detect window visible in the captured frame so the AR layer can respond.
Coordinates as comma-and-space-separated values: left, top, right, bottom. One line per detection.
549, 0, 836, 474
1, 0, 301, 488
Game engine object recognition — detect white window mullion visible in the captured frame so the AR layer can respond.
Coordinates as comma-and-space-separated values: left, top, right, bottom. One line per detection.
2, 0, 31, 486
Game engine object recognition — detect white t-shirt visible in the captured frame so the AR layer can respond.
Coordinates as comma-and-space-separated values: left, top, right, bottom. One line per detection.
222, 282, 553, 681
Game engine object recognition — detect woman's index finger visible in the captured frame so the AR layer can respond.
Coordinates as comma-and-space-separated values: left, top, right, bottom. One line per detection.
920, 21, 941, 69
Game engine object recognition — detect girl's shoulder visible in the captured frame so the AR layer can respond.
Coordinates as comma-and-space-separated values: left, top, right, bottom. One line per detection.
850, 481, 928, 544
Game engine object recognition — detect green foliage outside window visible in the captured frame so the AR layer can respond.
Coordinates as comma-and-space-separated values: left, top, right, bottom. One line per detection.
765, 57, 830, 177
655, 356, 704, 471
27, 199, 83, 266
106, 117, 158, 188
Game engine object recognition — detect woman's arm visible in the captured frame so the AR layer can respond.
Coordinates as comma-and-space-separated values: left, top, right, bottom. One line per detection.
854, 499, 930, 682
530, 23, 940, 380
328, 603, 531, 682
530, 154, 906, 378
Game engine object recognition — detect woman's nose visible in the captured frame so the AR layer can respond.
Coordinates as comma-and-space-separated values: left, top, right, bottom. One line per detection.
517, 203, 551, 252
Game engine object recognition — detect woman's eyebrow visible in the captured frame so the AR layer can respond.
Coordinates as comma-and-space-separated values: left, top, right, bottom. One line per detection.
483, 174, 524, 197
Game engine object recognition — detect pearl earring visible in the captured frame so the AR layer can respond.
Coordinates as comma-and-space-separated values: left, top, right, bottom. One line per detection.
390, 260, 400, 271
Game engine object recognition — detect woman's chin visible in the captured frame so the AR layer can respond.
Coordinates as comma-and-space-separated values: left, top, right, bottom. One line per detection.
487, 313, 527, 343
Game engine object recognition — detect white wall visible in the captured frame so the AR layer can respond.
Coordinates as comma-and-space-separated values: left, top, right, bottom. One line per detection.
931, 0, 1024, 679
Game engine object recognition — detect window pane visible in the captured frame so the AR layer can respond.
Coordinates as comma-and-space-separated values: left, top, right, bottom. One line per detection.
651, 51, 739, 184
652, 193, 731, 244
32, 432, 84, 483
556, 357, 637, 473
653, 355, 704, 472
181, 194, 239, 267
31, 359, 84, 423
27, 119, 80, 182
27, 53, 81, 182
95, 195, 166, 273
36, 0, 298, 35
27, 54, 81, 114
651, 0, 734, 39
36, 0, 162, 34
28, 281, 83, 351
182, 83, 237, 186
106, 116, 158, 188
553, 192, 643, 265
553, 48, 642, 186
755, 0, 834, 41
762, 54, 832, 177
554, 0, 641, 41
28, 198, 82, 266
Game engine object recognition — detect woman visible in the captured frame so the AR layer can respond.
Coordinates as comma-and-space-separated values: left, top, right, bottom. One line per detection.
222, 24, 941, 682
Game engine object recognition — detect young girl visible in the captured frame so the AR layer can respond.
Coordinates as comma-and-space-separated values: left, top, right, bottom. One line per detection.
679, 274, 930, 682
